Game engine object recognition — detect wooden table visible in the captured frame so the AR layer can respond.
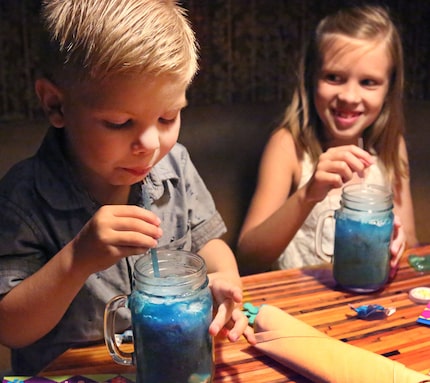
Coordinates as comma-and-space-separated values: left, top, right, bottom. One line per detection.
42, 246, 430, 382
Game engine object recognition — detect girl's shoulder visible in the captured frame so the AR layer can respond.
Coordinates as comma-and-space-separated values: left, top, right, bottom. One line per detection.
262, 128, 302, 186
268, 128, 303, 162
267, 127, 296, 151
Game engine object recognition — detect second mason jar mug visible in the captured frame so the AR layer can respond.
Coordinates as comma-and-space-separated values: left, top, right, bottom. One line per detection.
315, 183, 394, 293
104, 249, 214, 383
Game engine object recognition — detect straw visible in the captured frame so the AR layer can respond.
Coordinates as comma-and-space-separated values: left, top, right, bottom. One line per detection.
358, 137, 370, 187
143, 185, 160, 277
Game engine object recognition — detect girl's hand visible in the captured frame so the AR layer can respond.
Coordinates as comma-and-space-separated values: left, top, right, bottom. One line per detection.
389, 215, 406, 278
305, 145, 374, 203
208, 278, 257, 345
71, 205, 162, 275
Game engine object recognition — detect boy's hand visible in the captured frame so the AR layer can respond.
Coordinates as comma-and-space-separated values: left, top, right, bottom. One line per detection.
71, 205, 162, 274
208, 278, 257, 345
305, 145, 374, 203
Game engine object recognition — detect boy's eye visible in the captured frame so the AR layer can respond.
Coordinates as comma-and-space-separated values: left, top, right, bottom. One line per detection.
104, 120, 132, 129
159, 115, 178, 125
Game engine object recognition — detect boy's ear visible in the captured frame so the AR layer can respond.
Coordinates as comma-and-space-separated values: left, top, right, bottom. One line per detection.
35, 78, 65, 128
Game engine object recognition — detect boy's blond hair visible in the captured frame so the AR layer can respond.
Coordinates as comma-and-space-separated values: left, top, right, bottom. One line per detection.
281, 5, 405, 184
41, 0, 198, 85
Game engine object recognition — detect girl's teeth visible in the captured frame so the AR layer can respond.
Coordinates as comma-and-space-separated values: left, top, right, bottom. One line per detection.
337, 111, 359, 118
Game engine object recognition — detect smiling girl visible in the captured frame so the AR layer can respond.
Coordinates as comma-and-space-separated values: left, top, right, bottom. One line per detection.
237, 5, 418, 274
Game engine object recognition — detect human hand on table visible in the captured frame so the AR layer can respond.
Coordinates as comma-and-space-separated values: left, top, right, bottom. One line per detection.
71, 205, 162, 274
208, 278, 257, 345
389, 215, 406, 278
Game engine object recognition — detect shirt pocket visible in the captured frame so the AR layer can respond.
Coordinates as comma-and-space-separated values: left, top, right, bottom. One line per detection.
157, 224, 192, 252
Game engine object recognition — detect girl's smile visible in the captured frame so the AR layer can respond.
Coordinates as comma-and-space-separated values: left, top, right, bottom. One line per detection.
332, 108, 362, 128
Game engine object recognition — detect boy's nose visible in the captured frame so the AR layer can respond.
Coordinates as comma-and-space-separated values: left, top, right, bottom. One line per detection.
337, 82, 361, 104
131, 126, 160, 154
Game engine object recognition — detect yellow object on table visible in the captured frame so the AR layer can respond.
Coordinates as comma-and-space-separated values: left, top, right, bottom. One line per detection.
254, 305, 430, 383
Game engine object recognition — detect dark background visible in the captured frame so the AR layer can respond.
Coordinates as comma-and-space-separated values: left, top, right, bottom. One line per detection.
1, 0, 430, 120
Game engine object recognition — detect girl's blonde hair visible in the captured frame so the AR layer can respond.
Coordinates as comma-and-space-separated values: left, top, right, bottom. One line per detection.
281, 5, 405, 183
41, 0, 198, 86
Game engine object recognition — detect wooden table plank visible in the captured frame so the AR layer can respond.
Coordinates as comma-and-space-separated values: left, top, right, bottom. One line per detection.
41, 245, 430, 381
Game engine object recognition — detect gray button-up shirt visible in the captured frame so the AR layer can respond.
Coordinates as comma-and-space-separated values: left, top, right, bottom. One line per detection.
0, 127, 226, 374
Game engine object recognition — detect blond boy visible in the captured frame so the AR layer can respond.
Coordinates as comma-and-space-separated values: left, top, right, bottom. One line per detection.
0, 0, 254, 374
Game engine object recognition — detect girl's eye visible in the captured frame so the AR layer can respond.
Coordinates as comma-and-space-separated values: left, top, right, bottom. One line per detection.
324, 73, 341, 83
361, 79, 378, 87
104, 120, 132, 129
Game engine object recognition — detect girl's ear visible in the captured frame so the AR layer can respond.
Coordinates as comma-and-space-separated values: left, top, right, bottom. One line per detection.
35, 78, 65, 128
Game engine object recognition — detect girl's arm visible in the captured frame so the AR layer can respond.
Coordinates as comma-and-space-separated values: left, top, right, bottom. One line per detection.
237, 129, 375, 274
392, 137, 419, 248
237, 129, 314, 274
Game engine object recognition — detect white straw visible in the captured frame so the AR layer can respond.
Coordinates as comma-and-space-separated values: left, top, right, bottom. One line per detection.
358, 137, 369, 187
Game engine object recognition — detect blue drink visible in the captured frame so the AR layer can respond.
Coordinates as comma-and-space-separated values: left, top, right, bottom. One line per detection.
129, 282, 213, 383
331, 184, 394, 293
105, 250, 214, 383
333, 215, 393, 292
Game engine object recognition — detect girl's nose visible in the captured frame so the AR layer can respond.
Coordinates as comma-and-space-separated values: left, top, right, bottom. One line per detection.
337, 82, 361, 104
131, 126, 160, 154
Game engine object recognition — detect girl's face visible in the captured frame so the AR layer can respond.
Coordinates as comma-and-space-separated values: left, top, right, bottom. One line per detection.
58, 73, 188, 203
314, 35, 392, 147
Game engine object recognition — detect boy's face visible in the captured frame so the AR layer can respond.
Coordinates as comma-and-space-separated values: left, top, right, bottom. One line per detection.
47, 74, 188, 201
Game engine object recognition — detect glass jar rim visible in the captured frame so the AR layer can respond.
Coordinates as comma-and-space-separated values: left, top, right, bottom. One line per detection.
133, 249, 208, 294
341, 183, 392, 210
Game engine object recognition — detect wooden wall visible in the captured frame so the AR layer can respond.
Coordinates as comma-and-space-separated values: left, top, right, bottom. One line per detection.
1, 0, 430, 120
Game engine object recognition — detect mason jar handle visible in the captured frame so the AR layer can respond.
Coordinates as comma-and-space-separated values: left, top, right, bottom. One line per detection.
315, 209, 334, 261
104, 295, 134, 366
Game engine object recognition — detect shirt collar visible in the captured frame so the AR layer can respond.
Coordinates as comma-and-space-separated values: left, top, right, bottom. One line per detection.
35, 127, 95, 211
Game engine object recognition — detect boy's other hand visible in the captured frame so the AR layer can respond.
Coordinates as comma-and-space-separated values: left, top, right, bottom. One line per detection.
208, 278, 257, 345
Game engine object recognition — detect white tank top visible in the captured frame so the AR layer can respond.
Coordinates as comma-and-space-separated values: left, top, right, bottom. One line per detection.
274, 152, 389, 270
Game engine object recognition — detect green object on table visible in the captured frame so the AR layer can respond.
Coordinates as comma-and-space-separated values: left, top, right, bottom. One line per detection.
242, 302, 261, 325
408, 253, 430, 271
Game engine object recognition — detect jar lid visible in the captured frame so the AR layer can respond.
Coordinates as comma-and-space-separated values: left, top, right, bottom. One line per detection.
408, 286, 430, 304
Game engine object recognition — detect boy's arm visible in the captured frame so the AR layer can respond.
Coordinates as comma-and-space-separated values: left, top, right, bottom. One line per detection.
0, 204, 161, 348
198, 238, 241, 288
0, 241, 89, 348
